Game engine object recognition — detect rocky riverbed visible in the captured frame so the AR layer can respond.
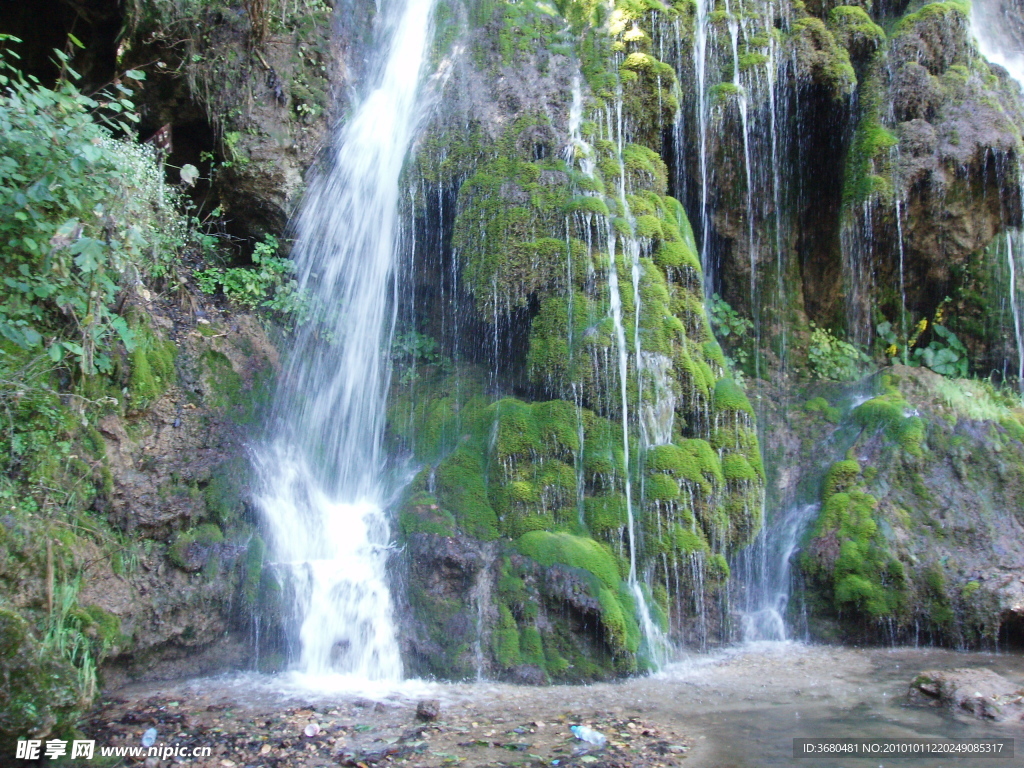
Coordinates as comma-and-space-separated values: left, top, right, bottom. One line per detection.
79, 643, 1024, 768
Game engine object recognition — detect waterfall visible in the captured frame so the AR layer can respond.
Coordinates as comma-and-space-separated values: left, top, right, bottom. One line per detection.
694, 0, 712, 291
737, 503, 819, 641
255, 0, 437, 681
972, 0, 1024, 389
972, 0, 1024, 85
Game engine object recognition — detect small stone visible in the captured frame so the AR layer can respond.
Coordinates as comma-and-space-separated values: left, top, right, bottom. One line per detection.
304, 722, 321, 737
416, 699, 441, 722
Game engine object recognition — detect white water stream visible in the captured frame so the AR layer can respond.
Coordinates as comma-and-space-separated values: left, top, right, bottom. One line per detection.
255, 0, 437, 682
972, 0, 1024, 390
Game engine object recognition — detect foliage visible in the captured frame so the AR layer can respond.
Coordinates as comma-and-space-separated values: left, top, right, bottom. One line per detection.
391, 331, 452, 383
195, 234, 305, 316
807, 324, 871, 381
708, 293, 752, 338
877, 307, 970, 378
913, 324, 968, 377
0, 41, 188, 373
708, 293, 753, 370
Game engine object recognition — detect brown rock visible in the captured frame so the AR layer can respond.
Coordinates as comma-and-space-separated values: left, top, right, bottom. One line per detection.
416, 699, 441, 722
909, 668, 1024, 722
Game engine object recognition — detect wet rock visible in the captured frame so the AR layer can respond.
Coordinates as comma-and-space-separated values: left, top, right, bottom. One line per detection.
892, 63, 941, 122
416, 699, 441, 721
510, 664, 549, 686
909, 668, 1024, 722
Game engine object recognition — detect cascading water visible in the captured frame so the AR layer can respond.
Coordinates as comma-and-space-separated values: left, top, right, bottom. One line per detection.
972, 1, 1024, 390
564, 73, 669, 664
736, 503, 819, 641
255, 0, 437, 682
972, 0, 1024, 84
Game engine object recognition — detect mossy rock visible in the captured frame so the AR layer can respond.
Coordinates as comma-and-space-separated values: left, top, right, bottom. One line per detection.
399, 493, 458, 538
517, 531, 621, 590
128, 324, 177, 410
823, 459, 860, 496
0, 610, 84, 753
713, 378, 755, 416
242, 535, 266, 607
169, 523, 224, 572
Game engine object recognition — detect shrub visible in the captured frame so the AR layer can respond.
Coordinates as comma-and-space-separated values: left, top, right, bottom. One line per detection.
808, 325, 871, 381
0, 40, 188, 373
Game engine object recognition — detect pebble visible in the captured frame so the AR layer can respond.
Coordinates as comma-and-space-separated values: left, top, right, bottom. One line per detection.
80, 691, 692, 768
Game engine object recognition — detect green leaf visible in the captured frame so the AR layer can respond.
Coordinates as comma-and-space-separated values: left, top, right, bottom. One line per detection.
71, 237, 104, 271
124, 69, 146, 81
67, 33, 86, 49
179, 164, 199, 187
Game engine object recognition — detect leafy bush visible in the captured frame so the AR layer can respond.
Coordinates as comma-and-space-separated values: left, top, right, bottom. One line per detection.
913, 324, 968, 377
708, 293, 753, 369
0, 40, 188, 373
877, 316, 969, 378
391, 330, 452, 383
807, 324, 871, 381
195, 234, 304, 315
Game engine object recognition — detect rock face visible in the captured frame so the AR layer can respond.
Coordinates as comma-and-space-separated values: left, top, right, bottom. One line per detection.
910, 668, 1024, 722
762, 366, 1024, 646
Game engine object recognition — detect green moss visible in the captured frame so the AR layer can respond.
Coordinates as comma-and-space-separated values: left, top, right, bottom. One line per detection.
200, 349, 245, 414
204, 458, 247, 526
653, 240, 701, 272
739, 52, 769, 70
707, 553, 730, 584
516, 531, 621, 590
791, 17, 856, 98
566, 195, 611, 216
242, 535, 265, 607
520, 624, 545, 667
852, 392, 910, 435
128, 323, 176, 410
892, 0, 970, 36
804, 396, 841, 423
584, 494, 628, 534
898, 416, 925, 456
0, 609, 83, 754
709, 82, 740, 104
827, 5, 885, 55
823, 459, 860, 496
674, 525, 709, 553
494, 603, 522, 668
168, 523, 223, 572
961, 580, 980, 598
646, 439, 723, 491
435, 448, 500, 540
843, 59, 897, 205
713, 378, 755, 416
644, 472, 680, 501
805, 458, 906, 619
722, 454, 758, 482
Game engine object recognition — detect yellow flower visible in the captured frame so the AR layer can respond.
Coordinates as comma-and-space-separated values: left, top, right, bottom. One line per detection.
916, 318, 928, 333
885, 344, 898, 357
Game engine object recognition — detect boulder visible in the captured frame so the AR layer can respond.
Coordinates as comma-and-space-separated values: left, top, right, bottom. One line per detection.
909, 668, 1024, 722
